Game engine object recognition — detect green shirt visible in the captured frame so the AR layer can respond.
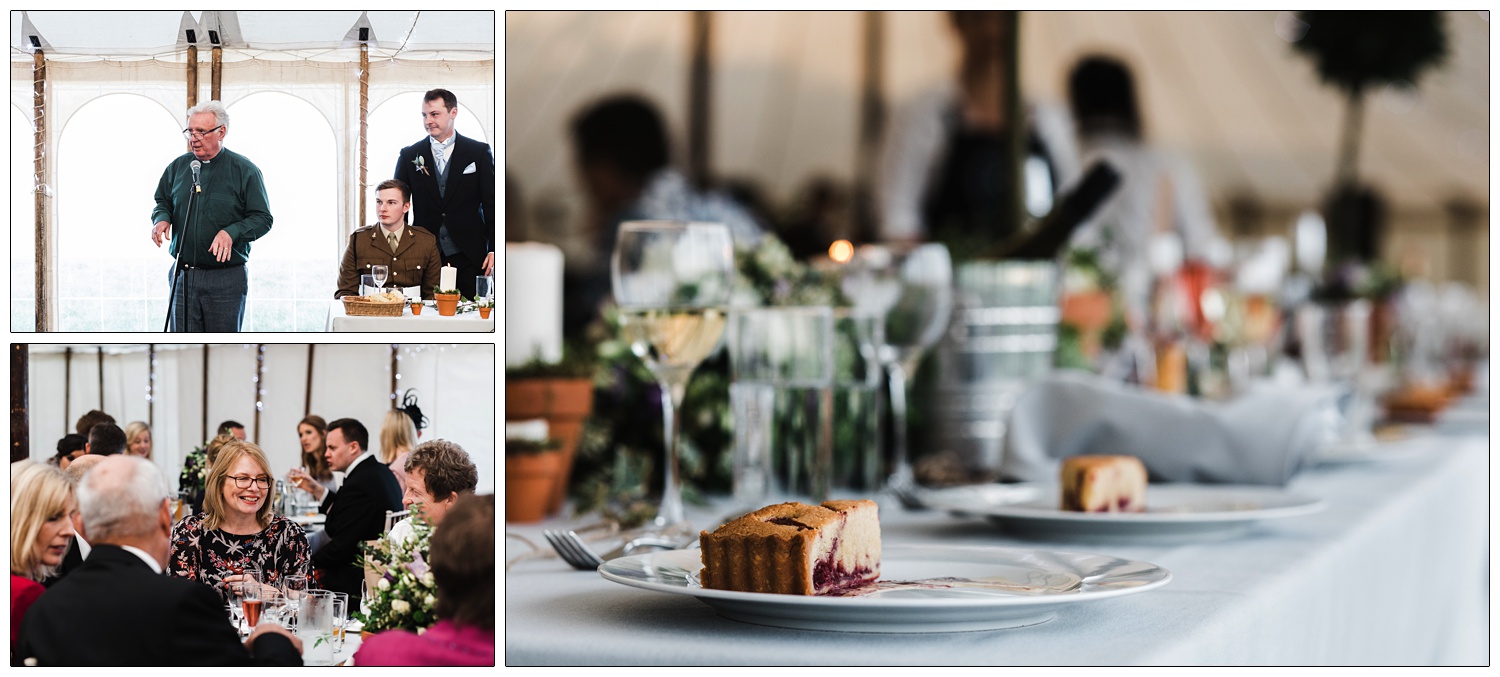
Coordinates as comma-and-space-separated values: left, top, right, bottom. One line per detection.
151, 148, 273, 268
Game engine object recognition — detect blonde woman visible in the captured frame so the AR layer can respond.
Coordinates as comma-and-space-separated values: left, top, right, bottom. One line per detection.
11, 461, 77, 649
167, 441, 310, 599
124, 422, 153, 459
379, 409, 419, 496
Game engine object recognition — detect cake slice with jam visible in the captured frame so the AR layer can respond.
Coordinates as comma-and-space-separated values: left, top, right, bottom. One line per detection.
1060, 455, 1147, 513
699, 499, 880, 595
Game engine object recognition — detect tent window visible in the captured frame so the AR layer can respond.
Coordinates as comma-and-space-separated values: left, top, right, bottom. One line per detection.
11, 106, 36, 332
367, 90, 490, 192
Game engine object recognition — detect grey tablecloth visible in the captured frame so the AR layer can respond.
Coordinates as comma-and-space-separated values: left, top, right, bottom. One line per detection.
504, 412, 1487, 666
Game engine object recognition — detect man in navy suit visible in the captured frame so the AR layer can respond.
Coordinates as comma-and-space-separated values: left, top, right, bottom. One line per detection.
16, 456, 301, 666
294, 418, 402, 599
393, 88, 495, 299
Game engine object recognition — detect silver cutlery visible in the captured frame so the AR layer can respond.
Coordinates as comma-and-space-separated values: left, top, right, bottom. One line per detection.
542, 529, 687, 570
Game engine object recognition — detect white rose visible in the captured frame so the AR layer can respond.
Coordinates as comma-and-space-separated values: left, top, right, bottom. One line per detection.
377, 578, 389, 591
391, 599, 410, 614
422, 572, 435, 586
424, 594, 435, 607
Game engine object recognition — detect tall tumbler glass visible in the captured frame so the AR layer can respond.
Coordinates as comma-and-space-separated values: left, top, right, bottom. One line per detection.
831, 308, 885, 495
728, 306, 835, 509
612, 221, 734, 530
300, 589, 336, 666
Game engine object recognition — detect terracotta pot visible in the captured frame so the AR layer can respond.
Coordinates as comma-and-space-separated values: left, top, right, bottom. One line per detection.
410, 301, 423, 316
505, 450, 563, 523
361, 630, 375, 641
479, 306, 492, 319
1060, 290, 1113, 332
506, 378, 595, 513
435, 293, 460, 316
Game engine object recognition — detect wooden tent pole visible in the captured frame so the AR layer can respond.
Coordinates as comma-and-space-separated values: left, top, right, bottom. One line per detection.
253, 344, 265, 444
63, 347, 72, 430
12, 345, 29, 463
304, 344, 315, 417
33, 50, 48, 332
389, 345, 398, 407
148, 344, 156, 429
1002, 11, 1025, 235
211, 45, 221, 101
359, 43, 369, 228
97, 346, 104, 411
187, 45, 198, 108
855, 11, 886, 242
201, 345, 209, 442
687, 11, 713, 190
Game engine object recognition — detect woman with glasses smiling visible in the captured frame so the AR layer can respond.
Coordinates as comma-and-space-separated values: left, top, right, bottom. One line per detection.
167, 440, 310, 601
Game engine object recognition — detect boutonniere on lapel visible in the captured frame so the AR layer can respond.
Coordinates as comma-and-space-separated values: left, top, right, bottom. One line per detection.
412, 155, 430, 176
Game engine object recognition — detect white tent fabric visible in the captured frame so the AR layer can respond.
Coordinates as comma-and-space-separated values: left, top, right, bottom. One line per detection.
25, 343, 496, 495
505, 11, 1487, 285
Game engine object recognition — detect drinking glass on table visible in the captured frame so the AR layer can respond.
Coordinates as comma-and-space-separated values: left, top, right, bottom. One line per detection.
240, 579, 264, 628
611, 221, 734, 531
301, 590, 337, 666
371, 265, 389, 292
842, 243, 953, 498
360, 274, 376, 296
330, 593, 349, 650
282, 573, 309, 629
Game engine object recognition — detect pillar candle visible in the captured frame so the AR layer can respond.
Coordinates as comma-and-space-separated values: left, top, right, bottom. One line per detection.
505, 242, 564, 366
440, 264, 457, 293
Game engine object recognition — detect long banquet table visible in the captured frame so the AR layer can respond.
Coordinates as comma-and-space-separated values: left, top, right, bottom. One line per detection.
325, 299, 494, 332
504, 393, 1488, 666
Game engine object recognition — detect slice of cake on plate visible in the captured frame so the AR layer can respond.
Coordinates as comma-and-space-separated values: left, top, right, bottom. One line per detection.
699, 499, 880, 595
1060, 455, 1147, 513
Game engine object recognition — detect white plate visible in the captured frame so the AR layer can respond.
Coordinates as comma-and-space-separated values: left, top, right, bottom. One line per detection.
290, 514, 326, 527
597, 544, 1170, 633
923, 483, 1325, 541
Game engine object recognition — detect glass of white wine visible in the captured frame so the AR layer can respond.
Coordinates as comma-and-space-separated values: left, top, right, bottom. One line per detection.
611, 221, 734, 529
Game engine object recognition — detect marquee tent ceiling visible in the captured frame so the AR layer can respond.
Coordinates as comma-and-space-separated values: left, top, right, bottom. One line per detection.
11, 10, 495, 61
505, 11, 1487, 225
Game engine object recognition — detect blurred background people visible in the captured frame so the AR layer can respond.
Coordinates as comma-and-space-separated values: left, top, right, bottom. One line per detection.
388, 439, 479, 544
563, 93, 764, 339
10, 461, 77, 653
73, 410, 114, 437
167, 441, 310, 598
85, 423, 126, 457
296, 415, 337, 494
354, 494, 494, 666
124, 421, 153, 459
217, 420, 247, 441
379, 409, 419, 497
877, 10, 1080, 248
51, 435, 87, 470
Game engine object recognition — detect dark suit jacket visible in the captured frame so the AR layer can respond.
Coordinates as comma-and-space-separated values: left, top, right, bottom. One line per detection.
15, 545, 301, 666
314, 456, 403, 598
393, 132, 495, 266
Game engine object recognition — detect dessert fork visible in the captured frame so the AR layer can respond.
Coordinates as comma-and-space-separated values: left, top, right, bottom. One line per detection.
542, 530, 685, 571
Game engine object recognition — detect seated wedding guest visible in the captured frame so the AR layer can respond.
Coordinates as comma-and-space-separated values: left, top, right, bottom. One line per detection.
85, 422, 127, 457
124, 421, 153, 459
387, 439, 479, 544
73, 410, 114, 437
168, 440, 311, 598
51, 434, 87, 470
41, 456, 106, 588
293, 415, 337, 494
296, 418, 402, 598
379, 408, 420, 496
11, 461, 77, 652
336, 179, 442, 300
564, 93, 763, 338
16, 456, 302, 666
354, 494, 495, 666
217, 420, 247, 441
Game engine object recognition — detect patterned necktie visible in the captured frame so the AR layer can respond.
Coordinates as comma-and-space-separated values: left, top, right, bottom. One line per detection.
432, 142, 446, 175
387, 232, 398, 251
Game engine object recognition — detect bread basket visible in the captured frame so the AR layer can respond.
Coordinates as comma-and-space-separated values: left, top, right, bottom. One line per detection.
341, 295, 406, 317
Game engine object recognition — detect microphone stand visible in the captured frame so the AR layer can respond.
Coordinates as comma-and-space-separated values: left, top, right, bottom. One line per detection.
163, 168, 199, 332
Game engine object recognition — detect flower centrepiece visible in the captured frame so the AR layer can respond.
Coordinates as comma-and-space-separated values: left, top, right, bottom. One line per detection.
354, 513, 439, 633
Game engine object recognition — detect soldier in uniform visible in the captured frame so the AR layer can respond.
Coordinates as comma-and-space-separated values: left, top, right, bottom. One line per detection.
336, 179, 443, 300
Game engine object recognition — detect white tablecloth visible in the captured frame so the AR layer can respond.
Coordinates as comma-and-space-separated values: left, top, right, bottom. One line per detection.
503, 404, 1488, 665
325, 300, 494, 332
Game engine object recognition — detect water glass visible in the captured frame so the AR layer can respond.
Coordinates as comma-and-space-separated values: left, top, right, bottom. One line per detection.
300, 589, 336, 666
476, 275, 495, 302
359, 274, 376, 296
282, 573, 309, 629
728, 306, 835, 507
331, 592, 349, 650
831, 308, 885, 494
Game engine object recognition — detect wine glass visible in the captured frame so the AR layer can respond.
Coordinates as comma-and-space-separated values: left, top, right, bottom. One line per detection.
371, 265, 389, 292
843, 243, 953, 498
282, 573, 309, 629
611, 221, 734, 529
240, 578, 264, 629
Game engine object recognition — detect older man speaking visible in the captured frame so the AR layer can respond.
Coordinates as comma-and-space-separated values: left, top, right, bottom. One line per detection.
150, 100, 273, 332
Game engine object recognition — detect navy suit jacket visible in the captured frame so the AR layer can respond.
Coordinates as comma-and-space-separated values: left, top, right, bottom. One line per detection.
394, 132, 496, 266
15, 545, 301, 666
314, 456, 403, 597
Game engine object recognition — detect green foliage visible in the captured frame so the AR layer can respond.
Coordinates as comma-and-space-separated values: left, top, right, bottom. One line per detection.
1293, 11, 1448, 95
354, 514, 439, 634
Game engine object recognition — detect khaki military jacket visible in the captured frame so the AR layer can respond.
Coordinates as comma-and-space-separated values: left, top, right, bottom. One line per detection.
336, 224, 443, 300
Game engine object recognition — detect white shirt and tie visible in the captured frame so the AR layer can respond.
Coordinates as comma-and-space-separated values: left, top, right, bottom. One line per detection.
430, 134, 455, 177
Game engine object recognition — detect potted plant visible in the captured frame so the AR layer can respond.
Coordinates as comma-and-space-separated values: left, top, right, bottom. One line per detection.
410, 299, 423, 315
434, 288, 461, 316
476, 295, 493, 320
504, 437, 564, 523
506, 343, 597, 514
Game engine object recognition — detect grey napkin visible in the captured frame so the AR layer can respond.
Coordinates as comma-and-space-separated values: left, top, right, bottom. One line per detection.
999, 370, 1339, 486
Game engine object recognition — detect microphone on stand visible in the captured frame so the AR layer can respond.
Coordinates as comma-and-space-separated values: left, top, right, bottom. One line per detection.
164, 159, 202, 331
190, 159, 202, 193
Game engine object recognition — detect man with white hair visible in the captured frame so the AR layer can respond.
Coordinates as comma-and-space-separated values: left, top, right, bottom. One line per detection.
150, 100, 273, 332
16, 456, 302, 666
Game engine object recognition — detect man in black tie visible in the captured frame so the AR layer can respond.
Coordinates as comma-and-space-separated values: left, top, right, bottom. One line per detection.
290, 418, 402, 599
16, 456, 301, 666
393, 88, 495, 299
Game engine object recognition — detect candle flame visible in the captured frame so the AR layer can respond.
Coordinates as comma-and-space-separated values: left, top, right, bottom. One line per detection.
829, 240, 854, 263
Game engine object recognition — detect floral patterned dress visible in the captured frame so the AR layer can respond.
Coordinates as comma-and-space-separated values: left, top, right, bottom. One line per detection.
167, 512, 311, 601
